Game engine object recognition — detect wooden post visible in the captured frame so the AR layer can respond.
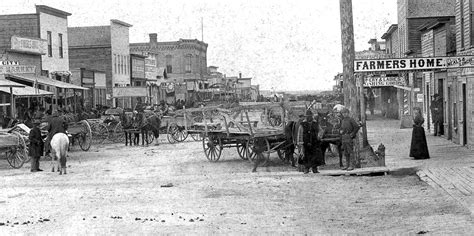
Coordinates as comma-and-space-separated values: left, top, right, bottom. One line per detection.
340, 0, 361, 168
359, 75, 369, 147
10, 87, 14, 118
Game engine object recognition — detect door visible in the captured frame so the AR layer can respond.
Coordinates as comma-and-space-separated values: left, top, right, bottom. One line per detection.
463, 83, 467, 145
426, 84, 430, 130
447, 86, 452, 140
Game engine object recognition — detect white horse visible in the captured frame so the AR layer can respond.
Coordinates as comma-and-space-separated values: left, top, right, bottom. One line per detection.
50, 133, 69, 175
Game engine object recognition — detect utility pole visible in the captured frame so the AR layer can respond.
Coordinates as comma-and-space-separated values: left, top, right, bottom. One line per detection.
339, 0, 361, 167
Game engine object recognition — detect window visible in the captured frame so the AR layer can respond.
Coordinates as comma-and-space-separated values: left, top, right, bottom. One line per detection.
166, 55, 172, 73
185, 54, 192, 73
47, 31, 52, 57
114, 54, 117, 74
58, 33, 63, 58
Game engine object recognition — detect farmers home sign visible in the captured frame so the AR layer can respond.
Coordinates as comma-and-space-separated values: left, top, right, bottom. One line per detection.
355, 55, 474, 72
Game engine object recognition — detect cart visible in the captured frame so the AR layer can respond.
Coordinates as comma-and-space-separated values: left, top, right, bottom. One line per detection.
0, 130, 28, 169
66, 120, 92, 151
198, 103, 293, 163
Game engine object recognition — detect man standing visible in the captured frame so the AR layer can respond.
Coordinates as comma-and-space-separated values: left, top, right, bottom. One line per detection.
430, 94, 443, 136
29, 120, 44, 172
44, 111, 68, 157
297, 110, 324, 174
339, 108, 360, 171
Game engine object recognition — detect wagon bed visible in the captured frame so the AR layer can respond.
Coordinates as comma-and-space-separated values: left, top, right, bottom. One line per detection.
0, 130, 27, 168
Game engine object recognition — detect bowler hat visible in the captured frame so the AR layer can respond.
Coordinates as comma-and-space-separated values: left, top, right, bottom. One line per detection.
305, 110, 313, 116
341, 108, 350, 113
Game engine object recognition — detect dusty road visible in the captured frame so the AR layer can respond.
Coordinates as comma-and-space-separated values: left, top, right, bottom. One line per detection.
1, 137, 473, 234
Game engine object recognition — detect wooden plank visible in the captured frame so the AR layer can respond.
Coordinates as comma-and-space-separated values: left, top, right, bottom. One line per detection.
443, 167, 472, 196
423, 168, 467, 207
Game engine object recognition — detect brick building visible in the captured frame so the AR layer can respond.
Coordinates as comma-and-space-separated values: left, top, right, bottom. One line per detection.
130, 34, 208, 102
68, 19, 132, 107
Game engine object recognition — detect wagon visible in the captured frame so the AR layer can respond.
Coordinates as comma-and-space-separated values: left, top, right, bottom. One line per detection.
198, 103, 293, 163
0, 130, 28, 169
66, 120, 92, 151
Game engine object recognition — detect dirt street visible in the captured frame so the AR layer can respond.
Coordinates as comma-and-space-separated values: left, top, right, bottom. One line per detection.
1, 137, 473, 234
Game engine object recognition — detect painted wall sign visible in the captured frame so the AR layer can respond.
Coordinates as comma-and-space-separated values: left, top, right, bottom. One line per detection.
363, 76, 406, 87
0, 65, 36, 74
112, 86, 147, 97
0, 61, 20, 65
11, 36, 47, 55
355, 55, 474, 72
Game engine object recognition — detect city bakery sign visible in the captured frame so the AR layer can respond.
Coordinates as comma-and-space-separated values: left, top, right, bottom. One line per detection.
355, 56, 474, 72
0, 61, 35, 74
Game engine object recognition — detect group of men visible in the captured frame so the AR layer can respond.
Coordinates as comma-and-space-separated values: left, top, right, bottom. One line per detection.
28, 111, 68, 172
296, 108, 360, 173
252, 106, 360, 173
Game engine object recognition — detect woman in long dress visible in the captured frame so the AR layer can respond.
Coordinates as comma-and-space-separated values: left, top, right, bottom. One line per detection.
409, 107, 430, 159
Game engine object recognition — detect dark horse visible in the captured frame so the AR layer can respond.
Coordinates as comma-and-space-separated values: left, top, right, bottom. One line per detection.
120, 111, 161, 146
317, 111, 343, 167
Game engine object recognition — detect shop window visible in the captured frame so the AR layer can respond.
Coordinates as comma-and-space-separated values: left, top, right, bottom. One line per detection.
47, 31, 52, 57
58, 33, 63, 58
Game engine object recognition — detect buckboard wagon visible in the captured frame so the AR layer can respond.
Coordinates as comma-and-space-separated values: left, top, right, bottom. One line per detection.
0, 130, 27, 168
194, 103, 295, 163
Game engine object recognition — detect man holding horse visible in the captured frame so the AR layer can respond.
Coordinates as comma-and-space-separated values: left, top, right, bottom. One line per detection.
339, 108, 360, 171
44, 111, 68, 157
297, 110, 324, 174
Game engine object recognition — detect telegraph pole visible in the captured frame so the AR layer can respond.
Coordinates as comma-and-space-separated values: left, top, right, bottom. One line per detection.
339, 0, 361, 167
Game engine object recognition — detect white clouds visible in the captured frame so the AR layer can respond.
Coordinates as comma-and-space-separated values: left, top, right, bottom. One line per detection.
1, 0, 396, 91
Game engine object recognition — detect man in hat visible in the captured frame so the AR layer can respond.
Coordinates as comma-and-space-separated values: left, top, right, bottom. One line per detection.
44, 111, 68, 157
297, 110, 324, 173
339, 108, 360, 171
430, 94, 443, 136
29, 120, 44, 172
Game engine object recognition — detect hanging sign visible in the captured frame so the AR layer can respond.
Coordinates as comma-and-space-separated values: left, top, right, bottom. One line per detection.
11, 36, 47, 55
355, 55, 474, 72
363, 76, 406, 87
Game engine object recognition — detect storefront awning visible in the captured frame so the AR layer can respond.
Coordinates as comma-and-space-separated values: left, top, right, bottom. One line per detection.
5, 73, 88, 90
0, 85, 53, 97
0, 79, 53, 97
0, 78, 25, 88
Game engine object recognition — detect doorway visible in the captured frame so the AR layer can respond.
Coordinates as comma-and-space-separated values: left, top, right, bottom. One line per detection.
463, 83, 467, 146
447, 86, 452, 140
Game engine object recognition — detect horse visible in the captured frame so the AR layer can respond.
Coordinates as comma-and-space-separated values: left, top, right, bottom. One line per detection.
138, 112, 162, 145
120, 112, 138, 146
50, 132, 69, 175
317, 111, 343, 168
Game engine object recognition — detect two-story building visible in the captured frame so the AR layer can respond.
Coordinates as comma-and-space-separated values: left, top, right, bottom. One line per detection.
68, 19, 132, 108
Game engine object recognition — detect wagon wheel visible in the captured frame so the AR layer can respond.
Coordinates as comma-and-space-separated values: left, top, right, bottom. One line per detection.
166, 123, 177, 144
245, 138, 270, 165
113, 122, 125, 143
236, 141, 248, 160
172, 125, 188, 142
6, 132, 27, 169
91, 122, 109, 144
202, 134, 222, 162
145, 130, 155, 144
77, 120, 92, 151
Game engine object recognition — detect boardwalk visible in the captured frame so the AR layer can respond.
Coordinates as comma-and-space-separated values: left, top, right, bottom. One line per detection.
366, 117, 474, 214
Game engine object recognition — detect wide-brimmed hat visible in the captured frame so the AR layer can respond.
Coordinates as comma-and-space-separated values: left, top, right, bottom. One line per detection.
305, 110, 313, 116
341, 108, 350, 113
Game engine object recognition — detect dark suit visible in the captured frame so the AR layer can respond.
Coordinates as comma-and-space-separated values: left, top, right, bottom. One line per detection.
29, 125, 44, 170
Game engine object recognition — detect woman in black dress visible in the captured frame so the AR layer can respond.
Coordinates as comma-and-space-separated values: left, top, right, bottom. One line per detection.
409, 107, 430, 159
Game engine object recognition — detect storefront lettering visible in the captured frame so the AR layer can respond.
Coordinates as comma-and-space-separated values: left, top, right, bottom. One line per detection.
363, 77, 405, 87
0, 65, 36, 74
355, 56, 474, 72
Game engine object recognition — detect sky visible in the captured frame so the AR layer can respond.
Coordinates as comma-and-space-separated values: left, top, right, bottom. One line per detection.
0, 0, 397, 91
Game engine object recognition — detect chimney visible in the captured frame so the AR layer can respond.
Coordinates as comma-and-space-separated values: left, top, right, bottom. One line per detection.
149, 33, 157, 43
239, 72, 242, 79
